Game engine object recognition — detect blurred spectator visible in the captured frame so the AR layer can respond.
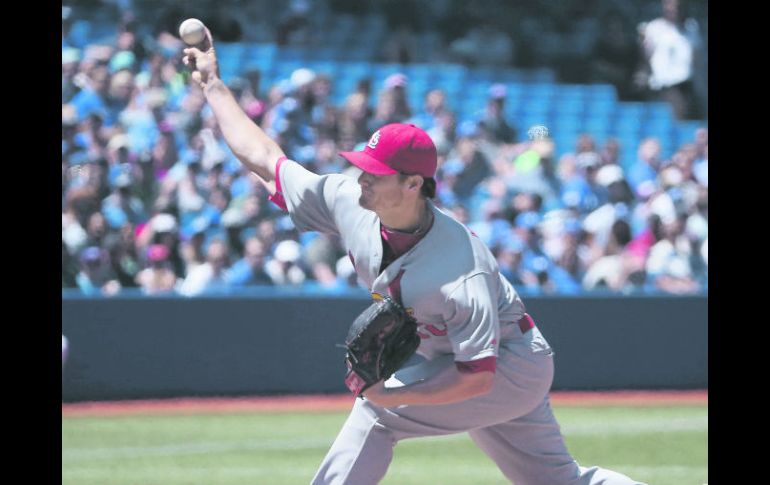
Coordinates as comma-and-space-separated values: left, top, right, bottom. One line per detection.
62, 104, 85, 159
427, 111, 458, 157
411, 89, 448, 132
106, 70, 137, 127
335, 255, 362, 289
135, 244, 178, 294
75, 246, 122, 296
645, 214, 701, 293
264, 69, 317, 163
637, 0, 704, 119
337, 92, 372, 147
692, 128, 707, 187
476, 84, 517, 144
313, 139, 345, 175
85, 212, 108, 248
368, 74, 412, 133
496, 238, 526, 287
224, 236, 273, 287
62, 240, 79, 288
443, 134, 492, 203
599, 138, 622, 167
503, 139, 559, 209
105, 224, 141, 289
311, 74, 338, 141
176, 153, 208, 215
557, 137, 606, 215
138, 213, 186, 278
178, 239, 232, 296
69, 65, 111, 124
102, 165, 147, 225
582, 219, 634, 291
257, 219, 279, 253
62, 6, 77, 48
62, 47, 82, 103
627, 138, 662, 197
265, 239, 307, 285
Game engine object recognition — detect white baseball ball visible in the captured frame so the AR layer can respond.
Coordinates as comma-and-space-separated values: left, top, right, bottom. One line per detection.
179, 18, 206, 46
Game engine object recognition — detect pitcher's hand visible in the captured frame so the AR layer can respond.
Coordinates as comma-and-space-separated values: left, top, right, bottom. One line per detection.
182, 26, 218, 89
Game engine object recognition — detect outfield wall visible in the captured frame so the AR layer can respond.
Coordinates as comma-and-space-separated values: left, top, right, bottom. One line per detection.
61, 294, 707, 402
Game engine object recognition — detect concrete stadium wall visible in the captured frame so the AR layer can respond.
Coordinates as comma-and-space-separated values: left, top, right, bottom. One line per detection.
61, 295, 707, 402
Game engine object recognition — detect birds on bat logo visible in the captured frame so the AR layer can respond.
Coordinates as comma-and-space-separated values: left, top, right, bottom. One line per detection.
368, 130, 381, 149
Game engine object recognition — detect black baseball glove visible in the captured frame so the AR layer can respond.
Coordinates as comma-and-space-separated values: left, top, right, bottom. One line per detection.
344, 296, 421, 396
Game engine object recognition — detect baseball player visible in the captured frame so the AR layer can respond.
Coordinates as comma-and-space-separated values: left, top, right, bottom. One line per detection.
183, 29, 646, 485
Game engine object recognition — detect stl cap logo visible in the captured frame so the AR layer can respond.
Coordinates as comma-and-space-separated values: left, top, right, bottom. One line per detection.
367, 130, 381, 149
527, 125, 550, 140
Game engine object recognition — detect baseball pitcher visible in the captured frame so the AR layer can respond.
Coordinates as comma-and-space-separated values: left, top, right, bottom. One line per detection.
183, 27, 646, 485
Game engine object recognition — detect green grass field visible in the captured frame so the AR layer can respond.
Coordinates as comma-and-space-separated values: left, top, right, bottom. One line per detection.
62, 404, 707, 485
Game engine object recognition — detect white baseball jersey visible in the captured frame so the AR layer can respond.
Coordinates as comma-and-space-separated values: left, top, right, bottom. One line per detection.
276, 159, 531, 365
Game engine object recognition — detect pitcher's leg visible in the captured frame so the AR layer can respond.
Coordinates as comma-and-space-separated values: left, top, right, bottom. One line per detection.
469, 397, 645, 485
468, 396, 578, 485
311, 399, 395, 485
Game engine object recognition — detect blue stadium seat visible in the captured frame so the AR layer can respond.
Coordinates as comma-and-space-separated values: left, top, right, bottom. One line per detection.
525, 83, 558, 101
585, 84, 617, 102
68, 19, 91, 46
675, 121, 707, 146
439, 81, 465, 99
408, 90, 425, 110
503, 83, 525, 99
338, 62, 372, 83
614, 103, 646, 122
404, 64, 435, 84
522, 68, 557, 83
338, 46, 374, 62
278, 47, 309, 62
553, 99, 585, 118
332, 78, 359, 102
619, 146, 639, 171
242, 43, 276, 72
327, 28, 350, 47
645, 102, 674, 121
556, 85, 587, 102
89, 21, 115, 43
552, 114, 583, 134
642, 119, 675, 141
585, 98, 615, 119
467, 66, 498, 83
518, 98, 552, 118
461, 80, 490, 98
312, 47, 341, 61
215, 44, 244, 79
434, 64, 468, 84
583, 117, 611, 140
497, 69, 526, 83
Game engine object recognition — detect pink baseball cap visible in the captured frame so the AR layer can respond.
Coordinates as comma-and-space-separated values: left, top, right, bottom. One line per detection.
147, 244, 170, 262
339, 123, 437, 178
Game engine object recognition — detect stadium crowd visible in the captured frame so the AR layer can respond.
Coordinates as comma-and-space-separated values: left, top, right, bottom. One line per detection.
62, 0, 707, 297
